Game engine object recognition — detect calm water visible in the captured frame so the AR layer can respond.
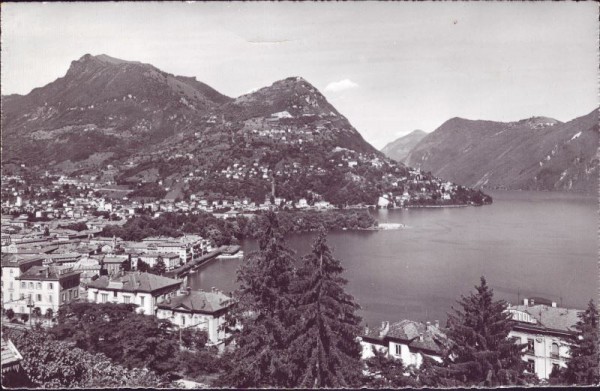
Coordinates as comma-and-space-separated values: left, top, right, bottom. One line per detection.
188, 191, 597, 327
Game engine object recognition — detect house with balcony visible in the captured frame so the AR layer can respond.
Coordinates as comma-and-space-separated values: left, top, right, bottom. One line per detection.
507, 298, 583, 380
156, 288, 233, 346
359, 319, 451, 368
86, 271, 182, 315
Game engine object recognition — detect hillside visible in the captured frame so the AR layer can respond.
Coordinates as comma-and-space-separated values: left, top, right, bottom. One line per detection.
1, 54, 489, 207
405, 110, 599, 193
381, 130, 427, 162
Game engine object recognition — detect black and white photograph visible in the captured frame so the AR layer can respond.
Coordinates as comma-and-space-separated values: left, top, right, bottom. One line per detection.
1, 1, 598, 389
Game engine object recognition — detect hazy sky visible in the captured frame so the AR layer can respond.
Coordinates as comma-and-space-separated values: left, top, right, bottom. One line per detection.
2, 2, 598, 148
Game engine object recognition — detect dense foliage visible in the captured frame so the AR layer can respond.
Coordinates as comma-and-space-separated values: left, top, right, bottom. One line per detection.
288, 229, 363, 387
218, 212, 298, 387
441, 277, 530, 386
2, 326, 163, 388
100, 210, 377, 245
48, 302, 221, 382
563, 299, 599, 385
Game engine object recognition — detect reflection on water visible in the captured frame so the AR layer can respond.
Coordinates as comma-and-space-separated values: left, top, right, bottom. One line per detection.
188, 191, 596, 326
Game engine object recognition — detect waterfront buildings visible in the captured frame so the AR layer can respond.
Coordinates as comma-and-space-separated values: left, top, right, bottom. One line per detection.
359, 319, 450, 367
86, 271, 182, 315
507, 298, 582, 380
156, 288, 233, 345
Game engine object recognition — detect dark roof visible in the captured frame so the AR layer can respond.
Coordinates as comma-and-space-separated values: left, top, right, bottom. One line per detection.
157, 290, 232, 314
17, 265, 81, 281
362, 319, 451, 355
1, 253, 44, 268
87, 271, 182, 294
510, 304, 582, 334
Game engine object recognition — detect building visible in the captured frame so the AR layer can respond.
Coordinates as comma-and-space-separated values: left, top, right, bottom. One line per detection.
507, 298, 582, 380
15, 265, 81, 317
86, 271, 182, 315
156, 288, 233, 345
1, 254, 44, 314
1, 336, 29, 387
360, 319, 451, 368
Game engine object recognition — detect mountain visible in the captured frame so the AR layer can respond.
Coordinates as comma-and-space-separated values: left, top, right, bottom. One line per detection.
381, 130, 427, 162
405, 110, 599, 193
1, 54, 489, 207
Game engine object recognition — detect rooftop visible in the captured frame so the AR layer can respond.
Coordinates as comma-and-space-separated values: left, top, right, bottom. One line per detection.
157, 289, 232, 314
17, 265, 81, 281
87, 271, 182, 294
1, 337, 23, 368
363, 319, 451, 355
509, 304, 582, 333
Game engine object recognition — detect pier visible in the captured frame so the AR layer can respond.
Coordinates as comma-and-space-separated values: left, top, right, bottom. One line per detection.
165, 245, 242, 280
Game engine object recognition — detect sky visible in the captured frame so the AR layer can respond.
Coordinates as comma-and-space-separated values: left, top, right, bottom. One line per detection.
1, 2, 598, 149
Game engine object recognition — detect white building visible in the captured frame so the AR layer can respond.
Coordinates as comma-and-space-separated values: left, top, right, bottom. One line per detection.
507, 298, 582, 380
86, 271, 182, 315
156, 288, 233, 346
1, 254, 44, 314
15, 264, 81, 317
359, 319, 450, 368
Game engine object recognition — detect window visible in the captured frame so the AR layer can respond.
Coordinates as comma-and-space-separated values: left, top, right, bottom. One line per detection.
36, 294, 42, 302
140, 296, 145, 306
36, 282, 42, 290
9, 281, 13, 289
74, 290, 78, 298
527, 339, 535, 353
21, 282, 25, 289
526, 360, 535, 373
48, 283, 54, 290
94, 292, 98, 302
20, 293, 25, 300
113, 291, 117, 297
124, 296, 130, 304
68, 290, 72, 300
101, 293, 108, 303
552, 363, 560, 374
10, 293, 13, 301
62, 293, 66, 302
29, 282, 33, 289
395, 344, 402, 356
551, 343, 559, 358
181, 315, 186, 326
9, 269, 13, 275
48, 295, 53, 303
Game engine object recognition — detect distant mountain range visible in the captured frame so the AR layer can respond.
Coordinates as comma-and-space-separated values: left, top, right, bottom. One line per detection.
381, 130, 427, 162
2, 54, 490, 206
399, 110, 598, 194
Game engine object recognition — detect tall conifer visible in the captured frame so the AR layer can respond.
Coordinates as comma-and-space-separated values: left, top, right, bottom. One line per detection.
564, 299, 599, 385
218, 212, 297, 388
288, 229, 363, 387
443, 276, 528, 386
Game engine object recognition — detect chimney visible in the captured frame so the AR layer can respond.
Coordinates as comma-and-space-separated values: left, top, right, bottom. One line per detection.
426, 321, 431, 331
530, 298, 535, 306
551, 301, 557, 308
435, 320, 440, 328
365, 324, 370, 335
379, 321, 389, 338
523, 298, 529, 306
419, 333, 424, 342
211, 286, 216, 292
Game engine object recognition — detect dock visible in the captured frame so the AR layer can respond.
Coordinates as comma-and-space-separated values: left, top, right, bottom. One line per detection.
165, 245, 242, 279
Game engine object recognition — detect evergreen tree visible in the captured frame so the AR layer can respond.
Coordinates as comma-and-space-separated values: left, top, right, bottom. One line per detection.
442, 276, 529, 386
363, 347, 416, 388
564, 299, 599, 385
218, 212, 297, 388
288, 229, 363, 387
151, 256, 166, 276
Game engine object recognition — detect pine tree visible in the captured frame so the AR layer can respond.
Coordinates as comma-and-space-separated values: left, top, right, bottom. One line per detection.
564, 299, 599, 385
442, 276, 528, 386
288, 229, 363, 387
218, 212, 297, 388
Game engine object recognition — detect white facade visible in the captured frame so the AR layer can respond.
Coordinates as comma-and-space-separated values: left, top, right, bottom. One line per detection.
156, 307, 227, 345
86, 287, 177, 315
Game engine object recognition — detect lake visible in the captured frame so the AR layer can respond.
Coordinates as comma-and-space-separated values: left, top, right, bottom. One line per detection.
188, 191, 597, 328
